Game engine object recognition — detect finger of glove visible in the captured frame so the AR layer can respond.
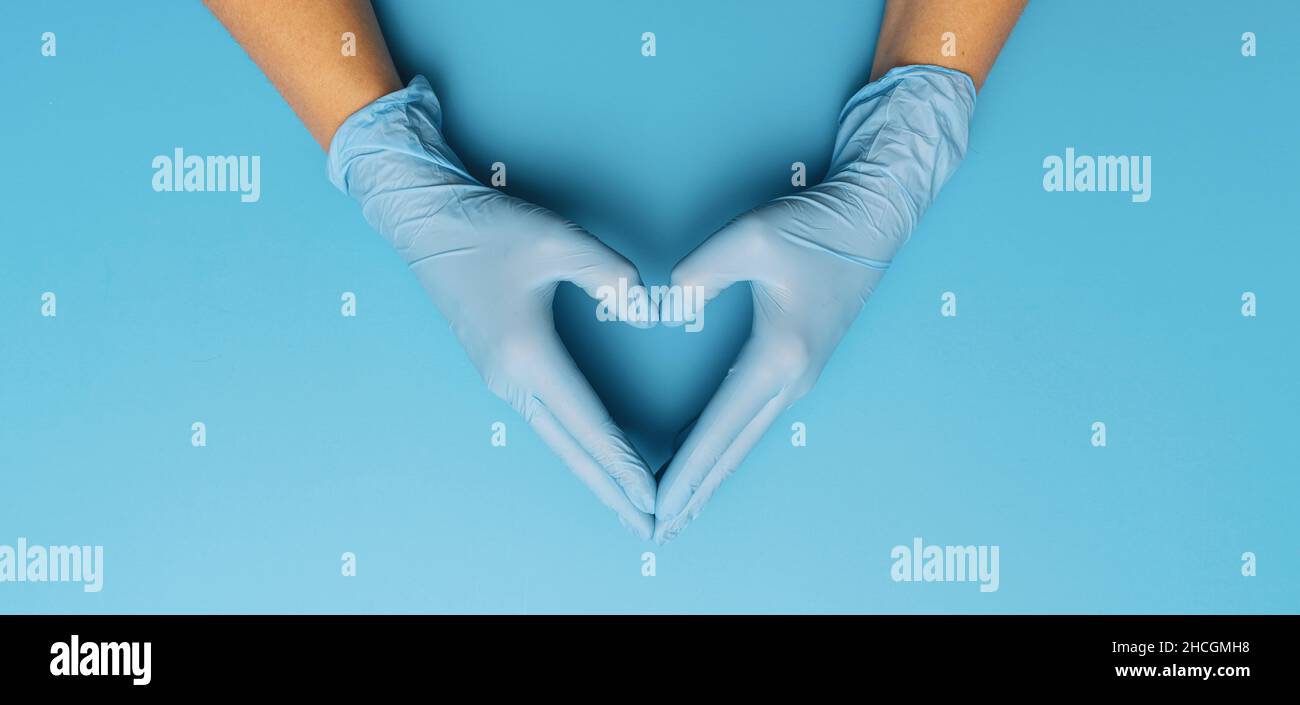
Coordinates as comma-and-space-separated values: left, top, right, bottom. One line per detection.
530, 339, 657, 514
668, 216, 769, 305
654, 341, 784, 533
653, 390, 788, 544
526, 401, 654, 540
544, 224, 652, 329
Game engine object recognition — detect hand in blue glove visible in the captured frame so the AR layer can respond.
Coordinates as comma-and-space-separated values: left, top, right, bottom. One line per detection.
654, 65, 976, 543
328, 77, 656, 538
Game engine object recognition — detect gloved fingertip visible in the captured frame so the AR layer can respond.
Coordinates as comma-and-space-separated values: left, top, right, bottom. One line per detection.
619, 512, 654, 541
631, 487, 655, 515
651, 515, 679, 545
609, 458, 657, 514
654, 495, 683, 523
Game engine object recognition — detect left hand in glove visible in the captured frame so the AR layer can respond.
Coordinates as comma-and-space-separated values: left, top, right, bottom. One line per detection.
654, 65, 977, 543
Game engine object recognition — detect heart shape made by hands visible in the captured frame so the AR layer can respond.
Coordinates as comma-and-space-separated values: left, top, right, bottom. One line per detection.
553, 275, 752, 474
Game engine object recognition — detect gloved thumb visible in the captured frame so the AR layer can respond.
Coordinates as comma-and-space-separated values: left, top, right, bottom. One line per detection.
668, 214, 766, 307
542, 223, 651, 328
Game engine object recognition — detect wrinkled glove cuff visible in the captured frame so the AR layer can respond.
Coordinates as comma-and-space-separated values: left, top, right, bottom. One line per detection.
826, 64, 976, 259
326, 75, 477, 198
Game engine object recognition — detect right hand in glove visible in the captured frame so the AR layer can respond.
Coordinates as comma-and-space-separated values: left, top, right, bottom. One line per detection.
328, 77, 656, 538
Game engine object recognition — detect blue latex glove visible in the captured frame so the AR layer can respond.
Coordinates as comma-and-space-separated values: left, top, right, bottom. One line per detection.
328, 77, 656, 538
654, 65, 976, 543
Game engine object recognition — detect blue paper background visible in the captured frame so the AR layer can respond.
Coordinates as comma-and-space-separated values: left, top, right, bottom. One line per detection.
1, 0, 1296, 613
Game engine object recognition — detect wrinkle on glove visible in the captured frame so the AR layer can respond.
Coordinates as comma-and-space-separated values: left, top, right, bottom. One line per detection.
654, 65, 976, 543
328, 76, 658, 538
791, 64, 975, 269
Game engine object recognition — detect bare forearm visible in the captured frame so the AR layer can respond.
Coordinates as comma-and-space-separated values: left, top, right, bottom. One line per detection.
870, 0, 1027, 90
204, 0, 402, 149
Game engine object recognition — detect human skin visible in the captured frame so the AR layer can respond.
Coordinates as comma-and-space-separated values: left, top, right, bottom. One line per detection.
203, 0, 402, 150
872, 0, 1028, 91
